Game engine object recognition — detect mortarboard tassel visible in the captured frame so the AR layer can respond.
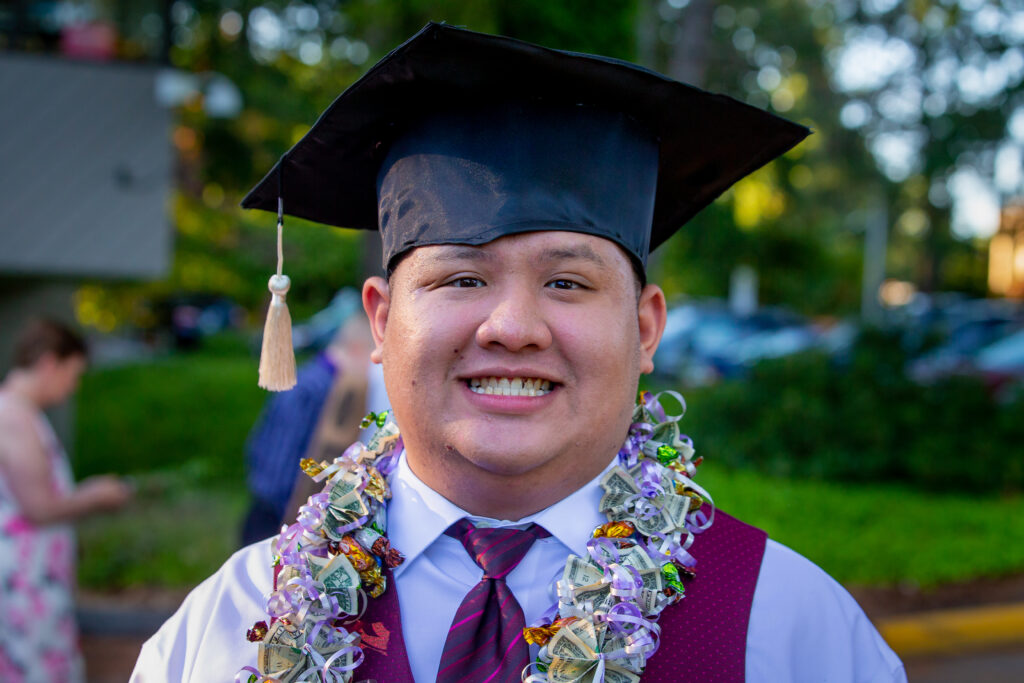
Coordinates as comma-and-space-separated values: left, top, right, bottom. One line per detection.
258, 197, 297, 391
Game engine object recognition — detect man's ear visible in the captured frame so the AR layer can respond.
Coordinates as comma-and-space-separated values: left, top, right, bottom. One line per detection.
362, 276, 390, 364
637, 283, 667, 375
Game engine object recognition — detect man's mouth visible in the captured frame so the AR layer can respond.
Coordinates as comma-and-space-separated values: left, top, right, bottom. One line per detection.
467, 377, 554, 396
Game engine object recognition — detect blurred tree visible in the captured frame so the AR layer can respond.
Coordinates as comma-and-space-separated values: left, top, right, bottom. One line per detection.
642, 0, 884, 313
80, 0, 1023, 333
824, 0, 1024, 293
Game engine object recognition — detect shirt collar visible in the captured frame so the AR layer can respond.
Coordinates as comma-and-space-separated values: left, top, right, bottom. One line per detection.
387, 451, 615, 576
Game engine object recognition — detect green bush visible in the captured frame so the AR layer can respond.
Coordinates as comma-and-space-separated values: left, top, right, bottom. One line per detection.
75, 343, 265, 487
673, 329, 1024, 493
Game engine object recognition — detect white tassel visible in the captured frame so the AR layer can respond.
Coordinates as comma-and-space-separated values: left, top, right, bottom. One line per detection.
258, 213, 296, 391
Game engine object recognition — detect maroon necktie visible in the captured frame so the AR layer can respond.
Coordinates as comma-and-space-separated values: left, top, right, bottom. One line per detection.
437, 519, 551, 683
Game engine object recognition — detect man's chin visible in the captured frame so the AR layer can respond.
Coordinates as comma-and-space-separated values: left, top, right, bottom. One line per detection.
455, 444, 560, 480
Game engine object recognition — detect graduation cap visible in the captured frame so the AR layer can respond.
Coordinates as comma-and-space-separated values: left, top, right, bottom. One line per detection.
245, 22, 810, 390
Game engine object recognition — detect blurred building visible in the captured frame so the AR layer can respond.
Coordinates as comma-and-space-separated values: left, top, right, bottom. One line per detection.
0, 1, 174, 442
989, 204, 1024, 299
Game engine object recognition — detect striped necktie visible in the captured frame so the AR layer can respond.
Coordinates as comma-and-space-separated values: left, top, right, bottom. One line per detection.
437, 519, 551, 683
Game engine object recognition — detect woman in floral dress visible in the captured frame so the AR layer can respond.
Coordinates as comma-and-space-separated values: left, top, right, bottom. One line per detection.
0, 319, 132, 683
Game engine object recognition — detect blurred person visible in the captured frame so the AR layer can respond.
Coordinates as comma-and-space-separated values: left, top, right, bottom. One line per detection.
0, 318, 133, 683
241, 314, 389, 545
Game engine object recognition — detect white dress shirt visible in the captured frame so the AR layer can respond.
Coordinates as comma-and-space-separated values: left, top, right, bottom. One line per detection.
132, 452, 906, 682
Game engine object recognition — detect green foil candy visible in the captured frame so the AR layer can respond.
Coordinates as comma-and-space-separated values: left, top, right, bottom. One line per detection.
662, 563, 685, 594
656, 444, 679, 465
375, 411, 388, 427
359, 413, 375, 430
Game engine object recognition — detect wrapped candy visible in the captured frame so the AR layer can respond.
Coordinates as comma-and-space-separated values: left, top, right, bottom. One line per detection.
300, 457, 325, 477
592, 521, 635, 539
359, 410, 391, 430
246, 621, 269, 642
363, 466, 390, 502
656, 444, 678, 465
338, 535, 376, 572
355, 526, 406, 569
661, 563, 685, 595
359, 565, 386, 598
522, 617, 579, 646
674, 483, 704, 510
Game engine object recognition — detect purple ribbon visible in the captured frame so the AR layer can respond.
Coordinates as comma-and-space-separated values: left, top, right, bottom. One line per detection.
617, 422, 653, 468
604, 563, 643, 600
375, 436, 403, 476
586, 537, 624, 568
637, 460, 665, 499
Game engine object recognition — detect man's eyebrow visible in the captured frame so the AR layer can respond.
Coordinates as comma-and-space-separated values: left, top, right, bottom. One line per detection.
429, 245, 493, 262
538, 244, 609, 266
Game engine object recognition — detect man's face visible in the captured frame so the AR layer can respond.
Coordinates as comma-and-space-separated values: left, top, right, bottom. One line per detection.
363, 231, 666, 513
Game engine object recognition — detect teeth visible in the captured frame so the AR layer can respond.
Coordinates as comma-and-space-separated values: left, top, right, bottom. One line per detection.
468, 376, 554, 396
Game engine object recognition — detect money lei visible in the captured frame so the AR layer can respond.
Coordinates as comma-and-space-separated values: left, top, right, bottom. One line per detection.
238, 390, 709, 683
521, 390, 711, 683
237, 415, 405, 683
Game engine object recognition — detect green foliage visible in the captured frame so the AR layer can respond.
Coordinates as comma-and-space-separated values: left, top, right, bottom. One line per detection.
74, 340, 270, 588
697, 461, 1024, 587
73, 343, 1024, 589
74, 339, 266, 486
677, 331, 1024, 493
77, 476, 248, 589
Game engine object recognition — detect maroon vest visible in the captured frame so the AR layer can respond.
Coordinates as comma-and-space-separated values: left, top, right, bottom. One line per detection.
353, 510, 767, 682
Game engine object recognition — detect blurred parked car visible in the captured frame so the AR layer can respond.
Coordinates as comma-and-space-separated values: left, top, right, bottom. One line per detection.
652, 300, 820, 384
907, 316, 1021, 384
975, 329, 1024, 400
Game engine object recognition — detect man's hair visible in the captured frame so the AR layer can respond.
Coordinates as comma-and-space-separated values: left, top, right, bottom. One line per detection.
12, 318, 88, 369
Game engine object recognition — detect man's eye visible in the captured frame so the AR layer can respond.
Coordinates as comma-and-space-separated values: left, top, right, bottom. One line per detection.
547, 279, 580, 290
449, 277, 484, 288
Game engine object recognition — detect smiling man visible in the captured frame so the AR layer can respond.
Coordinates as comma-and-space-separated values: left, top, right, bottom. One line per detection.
132, 24, 905, 683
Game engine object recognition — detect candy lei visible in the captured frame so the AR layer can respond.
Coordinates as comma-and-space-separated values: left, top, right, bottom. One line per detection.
238, 390, 711, 683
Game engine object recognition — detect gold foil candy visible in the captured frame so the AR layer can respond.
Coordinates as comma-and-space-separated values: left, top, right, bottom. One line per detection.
673, 485, 704, 509
364, 466, 390, 502
300, 458, 325, 477
523, 625, 557, 646
593, 521, 635, 538
522, 617, 579, 646
360, 565, 386, 598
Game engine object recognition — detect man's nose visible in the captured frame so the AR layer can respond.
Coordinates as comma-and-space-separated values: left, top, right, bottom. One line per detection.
475, 289, 553, 352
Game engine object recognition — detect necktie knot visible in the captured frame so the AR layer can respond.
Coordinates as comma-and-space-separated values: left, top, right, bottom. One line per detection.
446, 519, 550, 580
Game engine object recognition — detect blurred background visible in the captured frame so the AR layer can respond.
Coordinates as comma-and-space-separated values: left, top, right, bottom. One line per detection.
2, 0, 1024, 680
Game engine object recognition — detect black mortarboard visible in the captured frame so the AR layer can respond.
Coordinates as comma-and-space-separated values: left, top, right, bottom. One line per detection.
242, 22, 809, 273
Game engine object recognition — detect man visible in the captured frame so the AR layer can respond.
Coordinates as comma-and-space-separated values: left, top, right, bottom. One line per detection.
132, 24, 905, 682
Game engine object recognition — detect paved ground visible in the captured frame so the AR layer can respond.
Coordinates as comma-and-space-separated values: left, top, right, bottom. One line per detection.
904, 648, 1024, 682
82, 633, 150, 683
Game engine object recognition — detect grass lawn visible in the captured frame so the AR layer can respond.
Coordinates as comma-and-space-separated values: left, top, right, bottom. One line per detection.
72, 341, 1024, 590
76, 476, 248, 589
697, 462, 1024, 588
